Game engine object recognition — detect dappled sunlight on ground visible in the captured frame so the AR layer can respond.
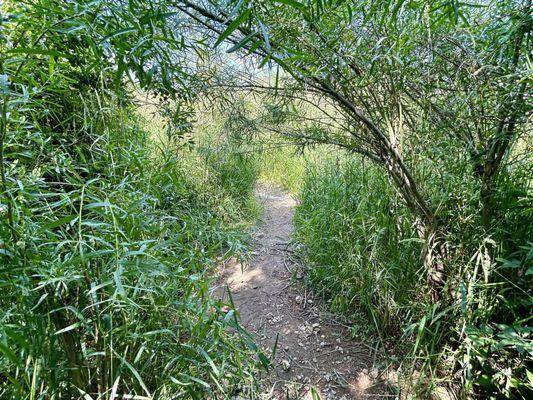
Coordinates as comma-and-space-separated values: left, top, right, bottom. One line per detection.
224, 260, 267, 291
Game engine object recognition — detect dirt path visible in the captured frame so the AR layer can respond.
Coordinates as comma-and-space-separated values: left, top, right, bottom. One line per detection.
215, 185, 393, 399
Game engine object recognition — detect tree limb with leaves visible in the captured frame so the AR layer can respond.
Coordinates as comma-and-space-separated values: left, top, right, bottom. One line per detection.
173, 0, 531, 301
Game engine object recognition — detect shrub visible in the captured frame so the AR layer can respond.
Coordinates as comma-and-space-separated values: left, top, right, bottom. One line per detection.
0, 97, 262, 399
294, 155, 533, 398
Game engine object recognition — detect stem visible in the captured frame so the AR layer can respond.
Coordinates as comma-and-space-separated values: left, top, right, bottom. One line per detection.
0, 92, 14, 230
481, 0, 531, 231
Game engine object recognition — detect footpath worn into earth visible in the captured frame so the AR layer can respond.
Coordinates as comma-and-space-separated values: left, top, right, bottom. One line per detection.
215, 185, 395, 399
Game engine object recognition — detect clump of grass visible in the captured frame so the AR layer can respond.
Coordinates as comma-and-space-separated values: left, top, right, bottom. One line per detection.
293, 158, 424, 338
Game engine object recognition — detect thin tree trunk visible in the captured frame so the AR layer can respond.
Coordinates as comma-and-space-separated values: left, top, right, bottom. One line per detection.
386, 154, 446, 301
416, 219, 448, 301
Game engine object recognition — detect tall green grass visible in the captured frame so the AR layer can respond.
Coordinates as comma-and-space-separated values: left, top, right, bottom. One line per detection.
0, 95, 264, 399
258, 144, 307, 194
293, 158, 423, 338
200, 141, 261, 219
293, 155, 532, 398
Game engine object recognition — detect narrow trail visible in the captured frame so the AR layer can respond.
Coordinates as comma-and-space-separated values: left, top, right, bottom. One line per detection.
216, 185, 392, 399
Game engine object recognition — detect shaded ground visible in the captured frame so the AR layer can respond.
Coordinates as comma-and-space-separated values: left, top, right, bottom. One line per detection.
214, 185, 395, 399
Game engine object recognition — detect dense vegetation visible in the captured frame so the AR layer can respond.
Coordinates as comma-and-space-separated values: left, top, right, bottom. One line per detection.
0, 1, 264, 398
182, 0, 532, 395
293, 155, 531, 396
1, 0, 531, 399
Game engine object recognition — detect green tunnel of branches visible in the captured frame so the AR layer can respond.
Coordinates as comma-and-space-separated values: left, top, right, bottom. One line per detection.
0, 0, 531, 399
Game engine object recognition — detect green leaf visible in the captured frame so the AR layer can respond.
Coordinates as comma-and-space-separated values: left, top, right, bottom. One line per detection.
214, 9, 251, 48
176, 373, 211, 389
114, 351, 152, 397
110, 376, 120, 400
41, 215, 77, 230
247, 40, 262, 55
270, 332, 279, 361
497, 258, 521, 268
54, 322, 81, 335
222, 309, 235, 324
258, 53, 271, 68
527, 369, 533, 385
198, 347, 220, 377
99, 27, 137, 43
76, 389, 95, 400
0, 342, 20, 365
6, 47, 72, 59
310, 387, 321, 400
227, 31, 257, 53
257, 351, 271, 370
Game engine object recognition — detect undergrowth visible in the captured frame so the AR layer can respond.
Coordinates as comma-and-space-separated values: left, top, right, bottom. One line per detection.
292, 155, 532, 398
0, 93, 264, 398
293, 159, 422, 339
2, 0, 531, 398
258, 144, 307, 194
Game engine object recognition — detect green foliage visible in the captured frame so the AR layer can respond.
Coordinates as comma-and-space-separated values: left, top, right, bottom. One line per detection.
294, 155, 532, 397
178, 0, 532, 396
0, 95, 263, 398
1, 0, 531, 398
294, 158, 423, 337
0, 1, 263, 398
258, 144, 309, 194
403, 241, 533, 398
201, 142, 261, 216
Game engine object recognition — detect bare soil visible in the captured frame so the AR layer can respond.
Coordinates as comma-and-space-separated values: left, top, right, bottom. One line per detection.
214, 185, 395, 399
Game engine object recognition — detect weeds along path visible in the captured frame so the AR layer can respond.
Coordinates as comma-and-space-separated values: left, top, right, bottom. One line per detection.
215, 185, 393, 399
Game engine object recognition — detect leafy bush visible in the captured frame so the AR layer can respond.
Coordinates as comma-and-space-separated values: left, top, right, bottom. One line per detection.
0, 95, 264, 398
294, 156, 532, 398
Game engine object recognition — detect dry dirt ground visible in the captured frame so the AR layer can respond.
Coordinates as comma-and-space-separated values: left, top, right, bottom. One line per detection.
214, 185, 396, 399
